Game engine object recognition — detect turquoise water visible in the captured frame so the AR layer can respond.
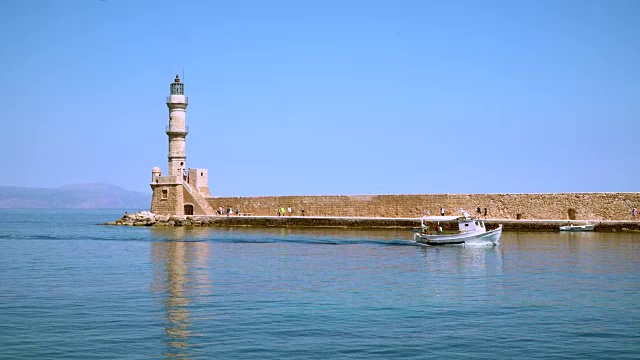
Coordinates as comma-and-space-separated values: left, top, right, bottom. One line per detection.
0, 209, 639, 359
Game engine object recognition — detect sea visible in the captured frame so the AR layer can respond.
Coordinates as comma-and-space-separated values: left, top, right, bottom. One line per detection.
0, 209, 639, 359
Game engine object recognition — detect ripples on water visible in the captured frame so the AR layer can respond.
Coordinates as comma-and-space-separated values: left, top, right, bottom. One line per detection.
0, 210, 639, 359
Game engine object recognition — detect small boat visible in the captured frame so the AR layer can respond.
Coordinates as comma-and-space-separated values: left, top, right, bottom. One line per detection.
559, 223, 595, 232
413, 211, 502, 246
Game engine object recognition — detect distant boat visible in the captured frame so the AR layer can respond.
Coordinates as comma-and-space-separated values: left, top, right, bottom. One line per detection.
559, 223, 595, 232
413, 211, 502, 246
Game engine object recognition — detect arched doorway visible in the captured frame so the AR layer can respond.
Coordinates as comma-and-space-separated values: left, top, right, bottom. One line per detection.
184, 204, 194, 216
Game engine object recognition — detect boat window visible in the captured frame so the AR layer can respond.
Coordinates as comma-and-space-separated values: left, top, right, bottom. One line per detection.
465, 223, 469, 227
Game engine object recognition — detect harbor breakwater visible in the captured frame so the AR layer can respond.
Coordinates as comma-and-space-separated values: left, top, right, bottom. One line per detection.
106, 212, 640, 232
206, 192, 640, 221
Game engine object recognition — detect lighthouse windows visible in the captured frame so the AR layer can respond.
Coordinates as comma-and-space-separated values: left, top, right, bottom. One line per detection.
170, 83, 184, 95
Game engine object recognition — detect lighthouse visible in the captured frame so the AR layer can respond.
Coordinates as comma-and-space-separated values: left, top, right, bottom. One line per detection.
166, 74, 189, 178
150, 75, 212, 216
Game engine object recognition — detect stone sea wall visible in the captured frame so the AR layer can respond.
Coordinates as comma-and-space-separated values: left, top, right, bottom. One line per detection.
207, 193, 640, 220
106, 212, 640, 232
108, 213, 419, 228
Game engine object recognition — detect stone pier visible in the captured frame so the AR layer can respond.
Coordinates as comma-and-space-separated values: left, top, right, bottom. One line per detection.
106, 212, 640, 232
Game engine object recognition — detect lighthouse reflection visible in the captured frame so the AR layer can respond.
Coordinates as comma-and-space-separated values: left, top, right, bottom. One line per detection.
150, 227, 212, 358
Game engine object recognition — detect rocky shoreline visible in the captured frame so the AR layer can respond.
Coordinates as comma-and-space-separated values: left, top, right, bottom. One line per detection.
105, 212, 640, 232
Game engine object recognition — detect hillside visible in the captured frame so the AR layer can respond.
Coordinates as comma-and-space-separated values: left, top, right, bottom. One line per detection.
0, 184, 151, 209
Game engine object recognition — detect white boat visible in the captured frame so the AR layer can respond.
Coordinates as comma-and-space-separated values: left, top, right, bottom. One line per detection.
559, 223, 595, 232
413, 211, 502, 246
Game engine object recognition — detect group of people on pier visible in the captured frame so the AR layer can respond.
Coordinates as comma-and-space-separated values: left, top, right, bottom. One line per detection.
431, 207, 488, 217
216, 206, 241, 216
208, 205, 637, 219
277, 206, 294, 216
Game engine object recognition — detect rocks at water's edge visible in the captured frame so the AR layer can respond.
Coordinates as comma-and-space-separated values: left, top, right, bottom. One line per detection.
103, 211, 421, 228
105, 211, 214, 227
106, 211, 154, 226
104, 211, 640, 232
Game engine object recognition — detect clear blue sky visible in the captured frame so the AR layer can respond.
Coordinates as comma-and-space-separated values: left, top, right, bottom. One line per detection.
1, 0, 638, 195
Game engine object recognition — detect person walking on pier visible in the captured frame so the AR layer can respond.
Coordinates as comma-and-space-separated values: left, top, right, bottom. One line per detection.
633, 207, 637, 219
440, 208, 445, 216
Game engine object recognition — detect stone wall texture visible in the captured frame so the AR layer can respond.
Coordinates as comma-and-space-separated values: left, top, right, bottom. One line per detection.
182, 187, 207, 215
207, 193, 640, 220
150, 184, 184, 215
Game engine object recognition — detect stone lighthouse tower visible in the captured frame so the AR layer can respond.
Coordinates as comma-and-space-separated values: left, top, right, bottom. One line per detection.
167, 74, 188, 178
150, 75, 212, 216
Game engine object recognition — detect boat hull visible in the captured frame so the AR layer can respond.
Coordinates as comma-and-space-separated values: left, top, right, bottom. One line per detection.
414, 225, 502, 246
559, 224, 595, 232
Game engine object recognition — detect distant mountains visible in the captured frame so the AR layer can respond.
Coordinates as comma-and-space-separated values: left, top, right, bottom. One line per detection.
0, 184, 151, 209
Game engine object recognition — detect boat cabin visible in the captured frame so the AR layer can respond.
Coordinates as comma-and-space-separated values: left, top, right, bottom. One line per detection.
458, 218, 486, 232
419, 214, 486, 234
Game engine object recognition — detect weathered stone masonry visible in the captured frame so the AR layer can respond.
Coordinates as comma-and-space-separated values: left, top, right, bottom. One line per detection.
208, 192, 640, 220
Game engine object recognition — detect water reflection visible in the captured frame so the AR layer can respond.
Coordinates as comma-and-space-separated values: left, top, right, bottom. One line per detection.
418, 244, 504, 275
150, 228, 212, 358
152, 225, 414, 245
413, 244, 504, 304
506, 231, 640, 253
149, 226, 215, 241
504, 231, 640, 272
208, 226, 412, 241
